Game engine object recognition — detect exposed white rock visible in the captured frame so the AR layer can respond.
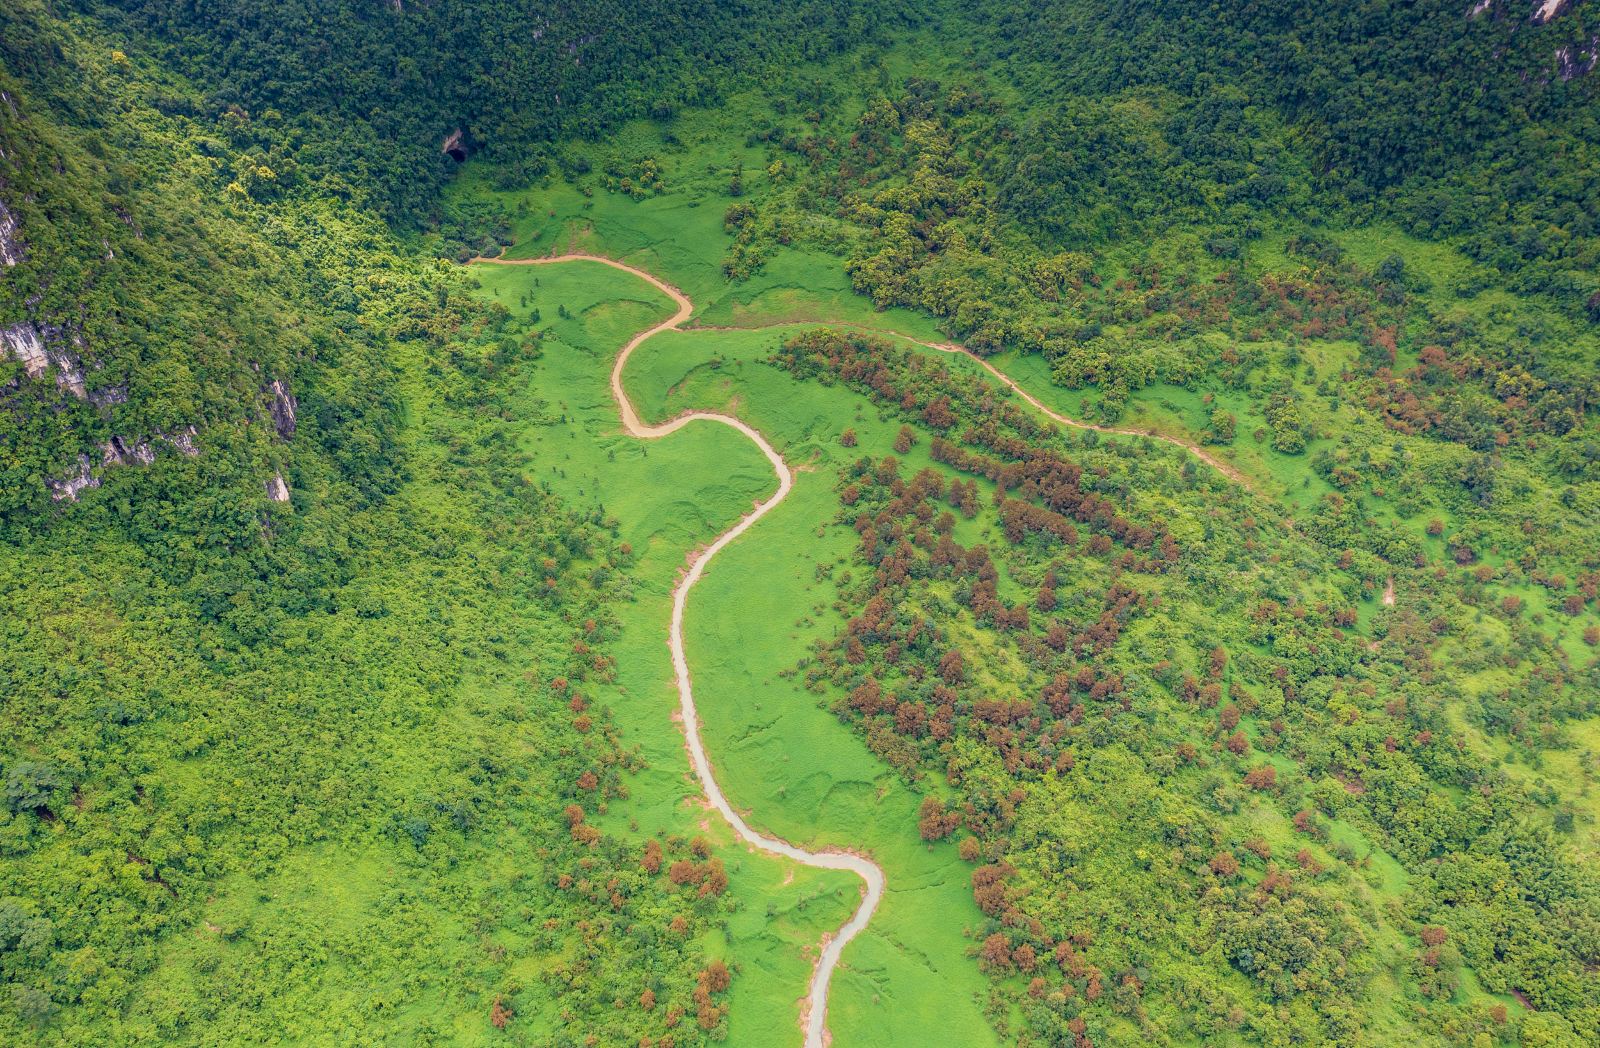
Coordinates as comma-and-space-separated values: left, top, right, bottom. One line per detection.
2, 322, 49, 377
1469, 0, 1494, 17
161, 426, 200, 457
48, 427, 203, 501
267, 378, 297, 439
1556, 37, 1600, 79
1532, 0, 1569, 24
101, 435, 155, 467
47, 455, 99, 502
1, 322, 87, 397
52, 351, 86, 398
0, 199, 21, 266
266, 473, 290, 503
90, 384, 128, 407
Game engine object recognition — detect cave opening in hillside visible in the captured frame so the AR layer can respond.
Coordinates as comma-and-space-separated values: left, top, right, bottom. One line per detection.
442, 128, 467, 162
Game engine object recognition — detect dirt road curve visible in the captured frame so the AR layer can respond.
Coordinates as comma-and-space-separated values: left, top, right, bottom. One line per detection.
690, 318, 1255, 490
910, 339, 1254, 488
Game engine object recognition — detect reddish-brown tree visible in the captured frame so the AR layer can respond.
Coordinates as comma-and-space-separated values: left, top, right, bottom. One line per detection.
1209, 851, 1240, 878
939, 648, 966, 684
1243, 765, 1277, 790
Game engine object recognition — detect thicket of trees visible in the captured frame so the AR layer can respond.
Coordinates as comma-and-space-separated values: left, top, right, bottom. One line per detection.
777, 329, 1600, 1046
0, 3, 409, 539
712, 13, 1596, 666
968, 0, 1600, 300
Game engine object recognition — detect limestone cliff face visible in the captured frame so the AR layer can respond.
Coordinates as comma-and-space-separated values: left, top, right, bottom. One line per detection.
0, 85, 208, 505
1531, 0, 1572, 25
441, 128, 467, 161
46, 455, 99, 502
1471, 0, 1576, 23
102, 435, 156, 468
1, 321, 47, 377
0, 197, 21, 266
1, 263, 187, 499
1555, 36, 1599, 78
0, 312, 300, 503
268, 379, 297, 440
2, 322, 87, 399
43, 428, 200, 502
1, 316, 202, 503
0, 21, 321, 524
1466, 0, 1598, 81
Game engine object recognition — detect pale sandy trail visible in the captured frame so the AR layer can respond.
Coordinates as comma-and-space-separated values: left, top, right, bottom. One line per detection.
472, 252, 881, 1048
907, 342, 1253, 488
694, 320, 1251, 488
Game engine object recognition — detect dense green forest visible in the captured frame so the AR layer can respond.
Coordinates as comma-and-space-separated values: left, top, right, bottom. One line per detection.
1, 1, 757, 1042
90, 0, 908, 216
2, 0, 1597, 1044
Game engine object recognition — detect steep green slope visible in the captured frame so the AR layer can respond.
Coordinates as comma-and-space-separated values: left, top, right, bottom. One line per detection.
89, 0, 913, 216
0, 3, 403, 536
962, 0, 1600, 309
0, 4, 794, 1045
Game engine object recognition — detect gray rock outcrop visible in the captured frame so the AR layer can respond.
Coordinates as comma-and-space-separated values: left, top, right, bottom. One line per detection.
267, 379, 297, 439
0, 198, 21, 266
47, 455, 99, 502
2, 322, 88, 398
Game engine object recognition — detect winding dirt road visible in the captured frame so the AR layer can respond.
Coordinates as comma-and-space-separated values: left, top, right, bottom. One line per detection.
473, 253, 881, 1048
690, 320, 1254, 490
470, 250, 1254, 1046
910, 339, 1254, 489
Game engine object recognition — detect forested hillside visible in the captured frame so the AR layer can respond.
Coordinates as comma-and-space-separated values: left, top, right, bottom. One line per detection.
2, 0, 1598, 1045
92, 0, 908, 215
1, 0, 797, 1042
962, 0, 1600, 309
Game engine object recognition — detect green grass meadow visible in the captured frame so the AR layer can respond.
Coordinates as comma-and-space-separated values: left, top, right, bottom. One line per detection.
471, 256, 1003, 1046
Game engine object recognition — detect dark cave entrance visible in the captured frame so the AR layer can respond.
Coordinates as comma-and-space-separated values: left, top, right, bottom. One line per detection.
442, 128, 468, 163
